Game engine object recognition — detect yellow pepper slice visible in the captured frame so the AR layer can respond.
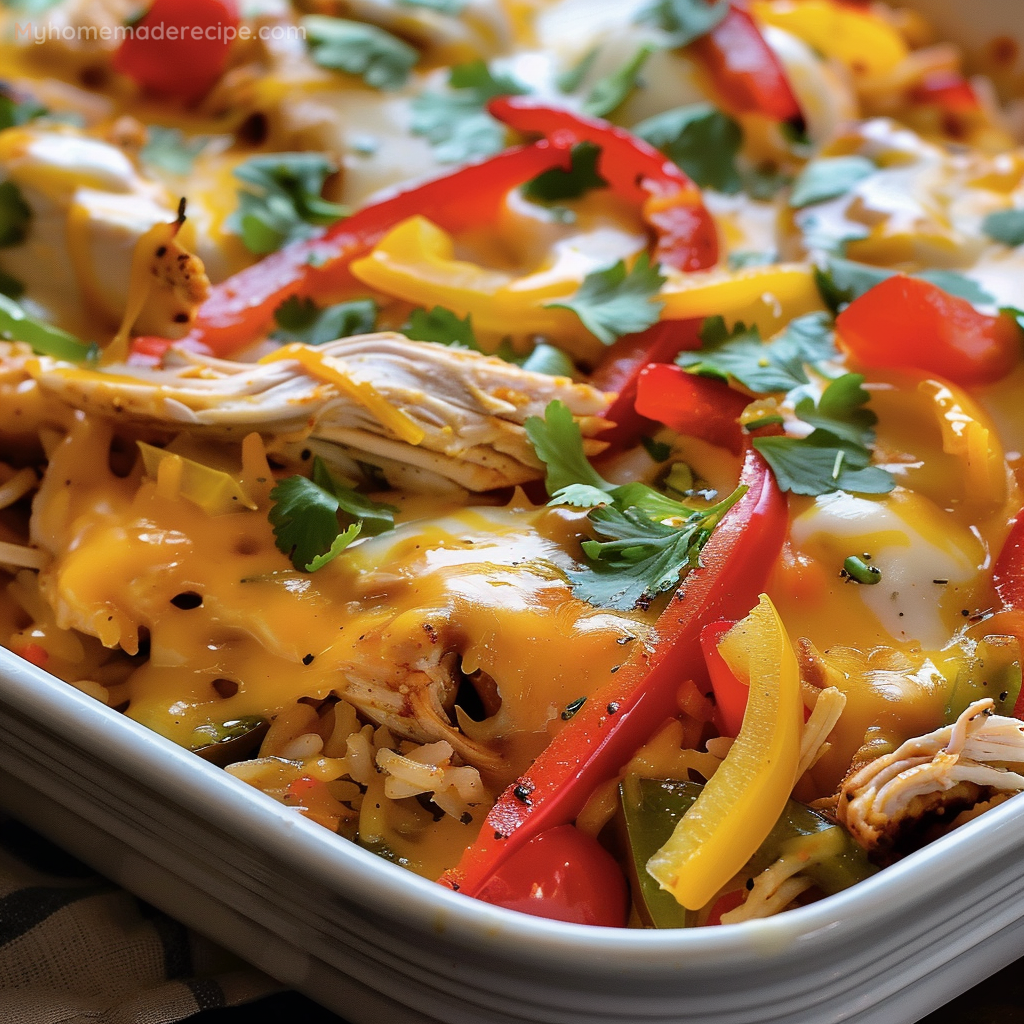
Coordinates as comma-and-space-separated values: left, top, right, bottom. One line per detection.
138, 441, 257, 516
750, 0, 908, 83
646, 593, 802, 911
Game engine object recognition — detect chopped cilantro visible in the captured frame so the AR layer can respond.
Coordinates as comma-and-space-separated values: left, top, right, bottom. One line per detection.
0, 88, 47, 131
753, 374, 894, 496
556, 47, 600, 93
0, 269, 23, 299
798, 215, 870, 256
742, 163, 792, 201
0, 181, 31, 248
634, 104, 743, 193
519, 342, 575, 377
728, 250, 778, 270
405, 306, 479, 349
273, 296, 378, 346
546, 254, 665, 345
641, 436, 673, 462
915, 270, 994, 305
396, 0, 466, 12
0, 294, 95, 362
525, 399, 745, 609
677, 313, 837, 394
269, 456, 397, 572
815, 257, 996, 311
522, 141, 607, 203
789, 155, 876, 209
982, 208, 1024, 247
140, 126, 210, 176
411, 60, 528, 164
302, 15, 419, 90
582, 44, 655, 118
635, 0, 730, 47
229, 153, 348, 255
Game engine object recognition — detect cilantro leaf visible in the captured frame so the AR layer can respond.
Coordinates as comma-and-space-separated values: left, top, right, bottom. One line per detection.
396, 0, 466, 12
634, 103, 743, 193
753, 374, 894, 496
982, 208, 1024, 247
519, 342, 576, 377
815, 257, 996, 311
273, 296, 378, 346
635, 0, 730, 47
728, 250, 778, 270
229, 153, 348, 255
582, 43, 654, 118
0, 181, 31, 248
742, 163, 792, 201
547, 254, 666, 345
569, 486, 744, 610
914, 270, 995, 305
522, 141, 608, 203
140, 126, 210, 176
269, 456, 397, 572
524, 399, 615, 502
302, 15, 419, 90
411, 60, 527, 164
789, 156, 876, 208
0, 269, 23, 299
556, 47, 599, 93
678, 314, 836, 394
793, 372, 876, 447
798, 215, 870, 257
405, 306, 479, 349
0, 88, 47, 131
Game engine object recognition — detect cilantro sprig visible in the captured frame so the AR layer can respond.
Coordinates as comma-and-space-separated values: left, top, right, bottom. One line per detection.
789, 156, 876, 209
634, 104, 743, 193
677, 313, 838, 393
229, 153, 348, 255
411, 60, 528, 164
269, 456, 397, 572
635, 0, 730, 47
522, 141, 607, 204
752, 374, 894, 496
302, 15, 419, 90
272, 296, 378, 346
582, 44, 654, 118
982, 208, 1024, 247
547, 254, 665, 345
525, 400, 744, 609
140, 127, 211, 177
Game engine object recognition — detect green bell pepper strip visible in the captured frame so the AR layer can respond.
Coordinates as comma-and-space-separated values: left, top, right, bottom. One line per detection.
0, 294, 94, 362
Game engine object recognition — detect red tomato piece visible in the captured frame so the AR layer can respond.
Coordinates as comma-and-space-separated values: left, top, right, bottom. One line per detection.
700, 620, 747, 738
15, 643, 49, 668
706, 888, 746, 926
474, 825, 629, 928
112, 0, 240, 103
835, 275, 1020, 386
909, 71, 980, 113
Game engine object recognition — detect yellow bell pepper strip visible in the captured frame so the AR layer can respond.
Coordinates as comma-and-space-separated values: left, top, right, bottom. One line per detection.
348, 215, 586, 338
138, 441, 257, 516
646, 593, 803, 911
749, 0, 909, 84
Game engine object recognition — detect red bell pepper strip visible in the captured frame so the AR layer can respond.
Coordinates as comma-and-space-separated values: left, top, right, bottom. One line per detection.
488, 97, 719, 273
135, 139, 575, 360
634, 363, 750, 455
439, 444, 786, 899
700, 619, 747, 737
692, 5, 804, 125
590, 319, 704, 452
112, 0, 239, 103
835, 275, 1020, 387
15, 643, 49, 669
991, 511, 1024, 719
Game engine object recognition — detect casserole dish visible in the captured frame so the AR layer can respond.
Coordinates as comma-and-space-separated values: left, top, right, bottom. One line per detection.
2, 0, 1024, 1021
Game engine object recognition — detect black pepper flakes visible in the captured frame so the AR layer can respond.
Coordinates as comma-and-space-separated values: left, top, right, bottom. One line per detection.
606, 701, 620, 715
302, 653, 314, 666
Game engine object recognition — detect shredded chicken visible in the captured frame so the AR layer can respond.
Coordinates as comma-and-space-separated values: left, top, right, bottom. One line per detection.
838, 699, 1024, 851
33, 334, 612, 491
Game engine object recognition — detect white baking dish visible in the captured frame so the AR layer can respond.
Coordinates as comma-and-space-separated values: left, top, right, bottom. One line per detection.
4, 2, 1024, 1021
2, 647, 1024, 1024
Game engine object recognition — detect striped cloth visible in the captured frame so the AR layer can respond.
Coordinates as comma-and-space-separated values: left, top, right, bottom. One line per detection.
0, 815, 280, 1024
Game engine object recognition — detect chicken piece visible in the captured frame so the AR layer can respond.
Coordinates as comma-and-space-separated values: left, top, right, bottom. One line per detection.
838, 699, 1024, 852
0, 126, 210, 337
32, 334, 612, 491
